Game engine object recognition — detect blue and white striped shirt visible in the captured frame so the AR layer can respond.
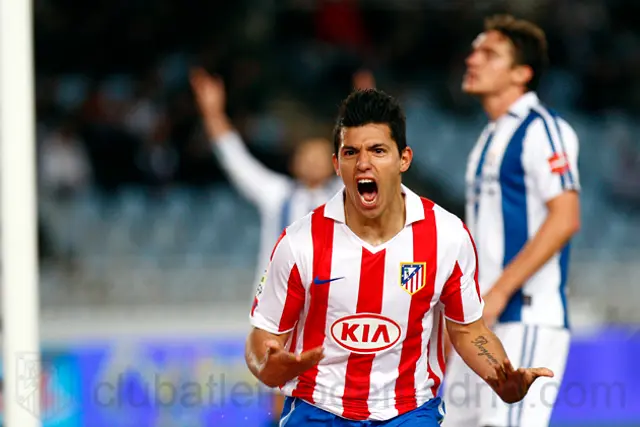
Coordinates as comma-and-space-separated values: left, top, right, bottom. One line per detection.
465, 92, 581, 328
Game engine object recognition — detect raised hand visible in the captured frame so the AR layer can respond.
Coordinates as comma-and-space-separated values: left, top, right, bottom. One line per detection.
257, 340, 324, 388
189, 67, 232, 139
190, 67, 226, 119
485, 358, 554, 404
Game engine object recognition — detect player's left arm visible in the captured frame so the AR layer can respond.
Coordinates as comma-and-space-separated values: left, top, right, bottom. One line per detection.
483, 119, 581, 324
442, 223, 553, 403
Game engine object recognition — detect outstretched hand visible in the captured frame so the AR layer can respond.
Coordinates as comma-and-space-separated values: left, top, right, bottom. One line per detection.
485, 358, 554, 404
257, 340, 324, 388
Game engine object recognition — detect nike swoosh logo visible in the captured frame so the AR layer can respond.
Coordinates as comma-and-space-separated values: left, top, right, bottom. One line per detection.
313, 276, 344, 285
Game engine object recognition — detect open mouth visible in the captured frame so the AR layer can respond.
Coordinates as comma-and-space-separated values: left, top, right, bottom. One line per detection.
357, 178, 378, 206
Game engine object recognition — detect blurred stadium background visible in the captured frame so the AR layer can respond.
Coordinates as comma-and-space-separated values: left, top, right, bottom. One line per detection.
3, 0, 640, 426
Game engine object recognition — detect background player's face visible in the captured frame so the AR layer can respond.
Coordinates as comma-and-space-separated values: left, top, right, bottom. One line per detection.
462, 30, 528, 96
333, 123, 412, 219
292, 138, 334, 188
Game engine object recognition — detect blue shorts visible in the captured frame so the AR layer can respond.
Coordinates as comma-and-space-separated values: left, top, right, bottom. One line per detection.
279, 396, 445, 426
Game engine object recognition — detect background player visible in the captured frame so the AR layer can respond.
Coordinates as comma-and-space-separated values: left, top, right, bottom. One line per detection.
442, 15, 581, 427
246, 89, 553, 426
190, 68, 340, 286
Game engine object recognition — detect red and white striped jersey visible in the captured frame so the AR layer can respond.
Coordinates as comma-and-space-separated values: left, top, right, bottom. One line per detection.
250, 185, 484, 421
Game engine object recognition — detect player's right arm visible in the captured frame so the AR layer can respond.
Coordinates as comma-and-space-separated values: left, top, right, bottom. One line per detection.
245, 231, 324, 387
190, 68, 289, 206
480, 117, 581, 325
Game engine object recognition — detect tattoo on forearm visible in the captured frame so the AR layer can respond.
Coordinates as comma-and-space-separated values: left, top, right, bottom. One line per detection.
472, 336, 500, 366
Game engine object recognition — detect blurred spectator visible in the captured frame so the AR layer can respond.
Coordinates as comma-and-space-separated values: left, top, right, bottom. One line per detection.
135, 115, 179, 192
352, 68, 377, 90
315, 0, 369, 52
39, 117, 91, 201
609, 127, 640, 209
124, 76, 164, 142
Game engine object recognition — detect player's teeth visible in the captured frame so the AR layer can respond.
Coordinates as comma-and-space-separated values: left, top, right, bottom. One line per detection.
358, 179, 373, 183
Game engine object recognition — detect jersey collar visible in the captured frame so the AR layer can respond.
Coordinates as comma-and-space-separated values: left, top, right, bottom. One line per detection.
323, 184, 425, 226
507, 91, 540, 119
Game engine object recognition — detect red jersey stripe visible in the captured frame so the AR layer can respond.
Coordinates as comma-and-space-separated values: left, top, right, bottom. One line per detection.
292, 206, 334, 403
441, 262, 465, 322
250, 297, 258, 317
288, 325, 299, 354
462, 223, 482, 302
278, 263, 305, 332
341, 248, 386, 420
394, 198, 438, 414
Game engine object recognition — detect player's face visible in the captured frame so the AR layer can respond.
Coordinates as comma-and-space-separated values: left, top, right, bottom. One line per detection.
462, 30, 527, 96
293, 139, 334, 187
333, 123, 412, 219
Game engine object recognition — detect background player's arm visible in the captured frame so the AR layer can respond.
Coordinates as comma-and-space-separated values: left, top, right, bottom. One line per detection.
191, 68, 290, 206
245, 231, 323, 387
441, 223, 552, 403
482, 120, 581, 324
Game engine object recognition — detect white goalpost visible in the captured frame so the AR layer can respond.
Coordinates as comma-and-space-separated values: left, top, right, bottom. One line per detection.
0, 0, 41, 425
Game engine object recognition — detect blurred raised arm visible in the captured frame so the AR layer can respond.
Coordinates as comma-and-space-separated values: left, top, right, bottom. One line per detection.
190, 68, 290, 206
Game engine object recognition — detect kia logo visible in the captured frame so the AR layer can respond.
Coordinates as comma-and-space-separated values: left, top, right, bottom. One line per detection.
330, 313, 402, 354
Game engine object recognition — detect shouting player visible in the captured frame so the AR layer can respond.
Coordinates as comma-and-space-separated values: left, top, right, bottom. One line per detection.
442, 15, 581, 427
246, 88, 553, 426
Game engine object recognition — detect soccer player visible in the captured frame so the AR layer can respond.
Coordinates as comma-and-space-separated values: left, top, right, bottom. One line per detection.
442, 15, 581, 427
246, 88, 553, 426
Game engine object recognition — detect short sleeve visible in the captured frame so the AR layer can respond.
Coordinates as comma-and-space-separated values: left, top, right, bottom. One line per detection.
250, 231, 306, 334
525, 116, 581, 203
440, 223, 484, 324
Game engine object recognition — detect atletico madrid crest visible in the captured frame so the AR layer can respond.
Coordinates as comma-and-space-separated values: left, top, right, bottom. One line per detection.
399, 262, 426, 295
